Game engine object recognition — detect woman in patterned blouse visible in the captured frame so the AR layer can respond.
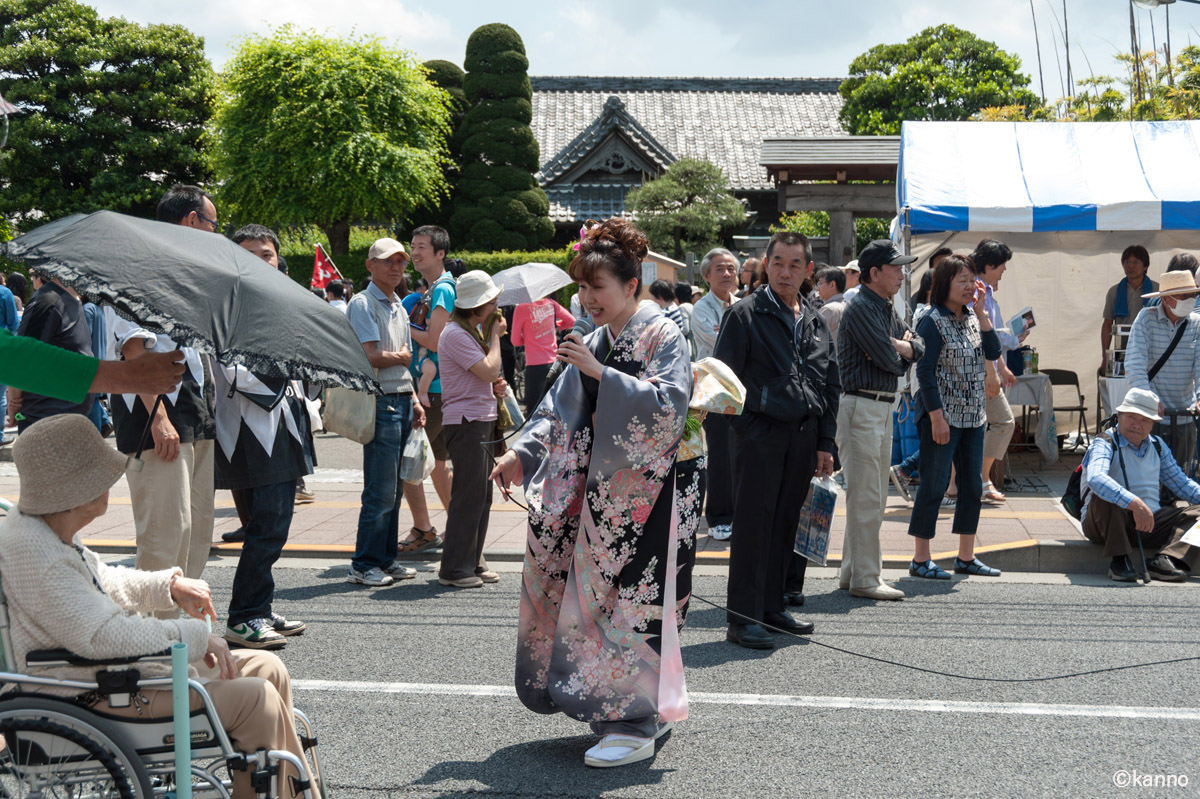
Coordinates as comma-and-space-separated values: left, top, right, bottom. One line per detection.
907, 254, 1004, 580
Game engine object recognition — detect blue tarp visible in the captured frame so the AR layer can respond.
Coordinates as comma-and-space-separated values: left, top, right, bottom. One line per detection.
897, 121, 1200, 235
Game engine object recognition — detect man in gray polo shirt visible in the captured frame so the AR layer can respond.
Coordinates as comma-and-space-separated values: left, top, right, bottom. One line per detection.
345, 238, 426, 587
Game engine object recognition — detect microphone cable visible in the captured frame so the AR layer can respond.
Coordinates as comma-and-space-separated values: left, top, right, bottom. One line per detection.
475, 475, 1200, 684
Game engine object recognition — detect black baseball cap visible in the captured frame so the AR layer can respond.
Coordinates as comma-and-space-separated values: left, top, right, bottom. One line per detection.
858, 240, 917, 270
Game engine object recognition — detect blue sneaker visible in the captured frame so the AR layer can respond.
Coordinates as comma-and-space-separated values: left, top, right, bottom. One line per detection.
954, 557, 1001, 577
909, 559, 951, 580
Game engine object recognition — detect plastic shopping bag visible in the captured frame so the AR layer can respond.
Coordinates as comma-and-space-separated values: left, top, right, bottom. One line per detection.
399, 427, 435, 484
503, 385, 525, 430
794, 476, 838, 566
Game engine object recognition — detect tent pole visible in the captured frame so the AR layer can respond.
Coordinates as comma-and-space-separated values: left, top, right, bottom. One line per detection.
902, 207, 913, 318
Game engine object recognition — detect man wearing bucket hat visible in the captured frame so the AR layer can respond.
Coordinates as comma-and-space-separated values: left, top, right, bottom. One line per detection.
1124, 269, 1200, 470
0, 415, 317, 799
1081, 387, 1200, 582
435, 270, 507, 588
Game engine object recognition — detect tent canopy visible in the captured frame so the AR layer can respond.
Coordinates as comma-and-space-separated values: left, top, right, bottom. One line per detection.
898, 120, 1200, 235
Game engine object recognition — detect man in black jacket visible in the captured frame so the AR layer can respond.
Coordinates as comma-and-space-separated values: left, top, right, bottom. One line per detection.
714, 231, 840, 650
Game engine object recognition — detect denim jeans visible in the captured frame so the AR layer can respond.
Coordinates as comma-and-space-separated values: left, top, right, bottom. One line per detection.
899, 448, 920, 477
908, 415, 985, 541
353, 394, 412, 573
227, 479, 296, 626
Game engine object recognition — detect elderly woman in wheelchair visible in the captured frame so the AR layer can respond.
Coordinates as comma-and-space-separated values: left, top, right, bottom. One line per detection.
0, 414, 321, 799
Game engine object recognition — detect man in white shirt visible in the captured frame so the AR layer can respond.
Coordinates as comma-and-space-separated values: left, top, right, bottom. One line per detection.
815, 266, 847, 349
693, 248, 740, 540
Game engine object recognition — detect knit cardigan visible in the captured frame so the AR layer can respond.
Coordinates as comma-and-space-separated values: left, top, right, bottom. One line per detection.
0, 511, 210, 691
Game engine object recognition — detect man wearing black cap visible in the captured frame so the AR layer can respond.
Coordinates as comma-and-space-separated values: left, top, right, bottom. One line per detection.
836, 240, 923, 601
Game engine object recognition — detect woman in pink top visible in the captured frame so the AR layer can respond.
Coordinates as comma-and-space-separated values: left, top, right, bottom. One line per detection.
437, 271, 508, 588
511, 296, 574, 414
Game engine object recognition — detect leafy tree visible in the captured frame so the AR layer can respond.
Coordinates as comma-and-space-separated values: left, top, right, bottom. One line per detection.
626, 158, 747, 260
839, 25, 1039, 135
0, 0, 213, 230
450, 23, 554, 251
214, 26, 451, 255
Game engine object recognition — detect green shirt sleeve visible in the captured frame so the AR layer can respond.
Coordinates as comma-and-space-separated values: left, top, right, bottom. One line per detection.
0, 329, 98, 403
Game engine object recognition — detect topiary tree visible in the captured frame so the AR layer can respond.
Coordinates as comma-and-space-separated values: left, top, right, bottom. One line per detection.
450, 23, 554, 251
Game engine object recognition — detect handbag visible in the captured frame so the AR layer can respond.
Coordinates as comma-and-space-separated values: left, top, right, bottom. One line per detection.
323, 291, 392, 444
323, 387, 376, 445
399, 427, 434, 484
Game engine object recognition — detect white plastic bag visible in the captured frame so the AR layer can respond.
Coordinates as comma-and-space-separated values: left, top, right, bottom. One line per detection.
794, 476, 838, 566
503, 385, 524, 430
400, 427, 435, 484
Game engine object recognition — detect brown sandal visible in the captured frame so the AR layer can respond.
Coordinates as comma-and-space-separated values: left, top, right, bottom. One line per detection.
397, 526, 442, 554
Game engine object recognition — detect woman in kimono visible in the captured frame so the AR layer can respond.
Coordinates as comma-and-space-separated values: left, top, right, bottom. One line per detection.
490, 219, 693, 768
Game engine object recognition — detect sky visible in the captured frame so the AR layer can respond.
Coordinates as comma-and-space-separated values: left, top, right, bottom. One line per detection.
86, 0, 1200, 98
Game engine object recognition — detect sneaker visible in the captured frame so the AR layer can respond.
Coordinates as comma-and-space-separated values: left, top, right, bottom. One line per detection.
295, 488, 316, 504
347, 566, 394, 587
383, 561, 417, 580
269, 612, 306, 636
889, 465, 913, 503
225, 618, 287, 650
476, 569, 500, 583
709, 524, 732, 541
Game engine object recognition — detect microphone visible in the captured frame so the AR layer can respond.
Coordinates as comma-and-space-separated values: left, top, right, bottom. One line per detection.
542, 316, 595, 393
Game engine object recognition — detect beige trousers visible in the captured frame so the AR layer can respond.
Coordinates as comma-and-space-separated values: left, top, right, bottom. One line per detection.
836, 394, 893, 590
127, 439, 214, 586
101, 650, 316, 799
983, 391, 1016, 461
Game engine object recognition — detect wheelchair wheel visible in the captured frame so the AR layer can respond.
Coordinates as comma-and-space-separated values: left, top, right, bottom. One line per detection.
0, 699, 153, 799
0, 717, 140, 799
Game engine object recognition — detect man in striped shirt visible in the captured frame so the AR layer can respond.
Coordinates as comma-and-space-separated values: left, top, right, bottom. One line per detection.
1124, 270, 1200, 470
836, 241, 923, 601
1082, 387, 1200, 582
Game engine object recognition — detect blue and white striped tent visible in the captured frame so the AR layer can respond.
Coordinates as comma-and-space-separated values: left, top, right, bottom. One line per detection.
898, 120, 1200, 235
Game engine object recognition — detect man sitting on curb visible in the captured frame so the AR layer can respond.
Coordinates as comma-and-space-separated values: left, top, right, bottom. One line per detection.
1081, 387, 1200, 582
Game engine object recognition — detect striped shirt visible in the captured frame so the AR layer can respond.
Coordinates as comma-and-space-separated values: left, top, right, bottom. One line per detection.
1124, 304, 1200, 419
1081, 429, 1200, 522
838, 284, 923, 395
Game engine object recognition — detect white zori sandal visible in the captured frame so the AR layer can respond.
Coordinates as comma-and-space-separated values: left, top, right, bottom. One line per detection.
583, 723, 674, 768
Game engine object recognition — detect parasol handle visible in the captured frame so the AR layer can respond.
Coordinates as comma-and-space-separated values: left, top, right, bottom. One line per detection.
130, 395, 165, 468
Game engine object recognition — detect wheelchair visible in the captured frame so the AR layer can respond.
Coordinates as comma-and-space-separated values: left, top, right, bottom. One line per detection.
0, 497, 325, 799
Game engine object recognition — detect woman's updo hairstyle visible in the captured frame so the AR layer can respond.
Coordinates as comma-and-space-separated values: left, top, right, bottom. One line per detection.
568, 218, 649, 288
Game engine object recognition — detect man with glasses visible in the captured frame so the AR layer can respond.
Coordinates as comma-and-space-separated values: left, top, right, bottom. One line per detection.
107, 184, 220, 599
1125, 270, 1200, 473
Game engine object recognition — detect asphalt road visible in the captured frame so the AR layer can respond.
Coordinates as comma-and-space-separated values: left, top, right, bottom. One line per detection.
171, 556, 1200, 799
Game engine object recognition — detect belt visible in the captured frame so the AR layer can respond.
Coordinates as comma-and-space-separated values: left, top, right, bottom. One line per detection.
845, 389, 895, 403
381, 391, 413, 397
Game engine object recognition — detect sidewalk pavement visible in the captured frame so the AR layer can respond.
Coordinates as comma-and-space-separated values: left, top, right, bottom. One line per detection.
0, 446, 1108, 574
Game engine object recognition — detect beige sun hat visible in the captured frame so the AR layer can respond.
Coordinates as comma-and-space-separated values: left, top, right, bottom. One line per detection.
12, 414, 127, 515
455, 270, 501, 310
1115, 387, 1163, 422
1142, 270, 1199, 298
367, 238, 408, 261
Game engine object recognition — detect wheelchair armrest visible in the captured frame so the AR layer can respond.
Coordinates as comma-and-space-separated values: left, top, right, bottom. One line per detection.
25, 648, 173, 668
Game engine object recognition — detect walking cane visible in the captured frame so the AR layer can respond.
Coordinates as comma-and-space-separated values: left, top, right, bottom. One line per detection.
1134, 529, 1152, 585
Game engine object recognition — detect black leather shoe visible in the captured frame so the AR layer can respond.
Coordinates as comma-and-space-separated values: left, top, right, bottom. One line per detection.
783, 591, 805, 607
1166, 554, 1193, 576
726, 622, 774, 650
221, 528, 246, 544
1147, 554, 1187, 582
763, 610, 815, 636
1108, 556, 1137, 583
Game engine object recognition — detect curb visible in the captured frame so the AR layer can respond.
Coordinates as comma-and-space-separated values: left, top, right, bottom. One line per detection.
81, 537, 1112, 575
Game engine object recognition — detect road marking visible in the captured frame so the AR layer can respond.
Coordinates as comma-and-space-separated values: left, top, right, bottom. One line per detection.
292, 680, 1200, 721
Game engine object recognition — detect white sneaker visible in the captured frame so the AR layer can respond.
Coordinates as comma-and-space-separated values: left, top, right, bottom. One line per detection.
383, 561, 417, 580
889, 465, 913, 503
849, 583, 905, 601
583, 735, 655, 768
709, 524, 732, 541
347, 566, 394, 587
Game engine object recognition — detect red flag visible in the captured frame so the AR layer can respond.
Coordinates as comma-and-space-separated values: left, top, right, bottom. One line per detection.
310, 243, 344, 289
